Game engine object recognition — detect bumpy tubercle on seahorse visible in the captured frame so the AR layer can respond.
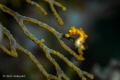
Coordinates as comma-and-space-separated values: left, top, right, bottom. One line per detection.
65, 26, 88, 60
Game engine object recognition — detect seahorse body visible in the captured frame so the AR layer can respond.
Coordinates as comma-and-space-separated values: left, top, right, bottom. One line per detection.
65, 26, 88, 60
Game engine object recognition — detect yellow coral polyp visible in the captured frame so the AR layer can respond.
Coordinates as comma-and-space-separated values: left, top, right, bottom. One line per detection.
65, 26, 88, 60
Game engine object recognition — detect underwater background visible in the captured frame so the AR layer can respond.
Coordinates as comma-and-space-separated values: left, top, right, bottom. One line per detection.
0, 0, 120, 80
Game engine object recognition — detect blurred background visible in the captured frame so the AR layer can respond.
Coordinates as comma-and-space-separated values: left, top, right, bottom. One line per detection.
0, 0, 120, 80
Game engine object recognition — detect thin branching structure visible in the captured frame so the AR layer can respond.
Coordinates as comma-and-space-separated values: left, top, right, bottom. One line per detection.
0, 0, 94, 80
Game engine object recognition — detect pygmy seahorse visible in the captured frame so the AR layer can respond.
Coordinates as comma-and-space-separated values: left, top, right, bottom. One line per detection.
65, 26, 88, 60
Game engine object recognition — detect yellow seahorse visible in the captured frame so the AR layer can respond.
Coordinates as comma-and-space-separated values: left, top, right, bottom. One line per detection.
65, 26, 88, 60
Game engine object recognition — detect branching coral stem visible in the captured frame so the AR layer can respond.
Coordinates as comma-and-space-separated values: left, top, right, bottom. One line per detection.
0, 1, 94, 80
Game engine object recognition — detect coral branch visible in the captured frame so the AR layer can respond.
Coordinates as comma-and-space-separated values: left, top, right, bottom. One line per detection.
43, 0, 66, 25
25, 0, 66, 25
0, 23, 18, 57
0, 1, 94, 80
25, 0, 47, 15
